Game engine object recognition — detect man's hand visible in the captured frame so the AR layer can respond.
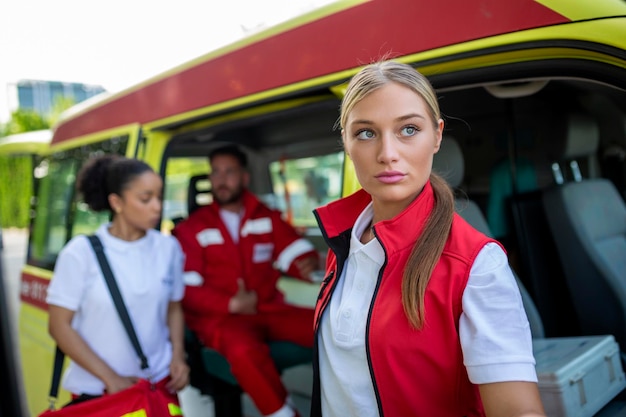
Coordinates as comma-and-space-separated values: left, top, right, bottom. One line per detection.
228, 278, 258, 314
295, 255, 320, 281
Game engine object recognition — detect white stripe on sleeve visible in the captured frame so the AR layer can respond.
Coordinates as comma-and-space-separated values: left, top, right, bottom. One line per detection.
183, 271, 204, 286
275, 238, 315, 272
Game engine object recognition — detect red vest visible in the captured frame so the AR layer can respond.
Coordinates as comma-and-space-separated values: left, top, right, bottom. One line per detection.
312, 182, 496, 417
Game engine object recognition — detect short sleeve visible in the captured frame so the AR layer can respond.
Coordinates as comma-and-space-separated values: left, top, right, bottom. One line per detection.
45, 236, 91, 311
168, 237, 185, 302
459, 242, 537, 384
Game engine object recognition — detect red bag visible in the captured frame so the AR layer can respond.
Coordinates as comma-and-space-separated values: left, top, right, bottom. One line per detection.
37, 379, 182, 417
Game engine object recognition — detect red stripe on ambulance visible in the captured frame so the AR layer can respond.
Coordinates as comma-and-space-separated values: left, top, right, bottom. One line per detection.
20, 273, 49, 311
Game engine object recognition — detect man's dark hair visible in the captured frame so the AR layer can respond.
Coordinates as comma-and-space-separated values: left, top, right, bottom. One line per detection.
209, 145, 248, 168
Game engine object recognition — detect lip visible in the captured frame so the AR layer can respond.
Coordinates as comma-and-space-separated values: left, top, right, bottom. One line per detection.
375, 171, 406, 184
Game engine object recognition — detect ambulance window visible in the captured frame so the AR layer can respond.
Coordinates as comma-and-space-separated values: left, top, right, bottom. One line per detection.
267, 152, 344, 229
161, 156, 210, 234
27, 136, 128, 269
29, 156, 78, 268
71, 137, 129, 239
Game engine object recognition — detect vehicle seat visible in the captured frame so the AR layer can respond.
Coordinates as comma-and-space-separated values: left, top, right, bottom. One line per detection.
505, 157, 576, 337
187, 174, 212, 214
542, 114, 626, 355
486, 156, 538, 240
599, 113, 626, 200
434, 136, 545, 338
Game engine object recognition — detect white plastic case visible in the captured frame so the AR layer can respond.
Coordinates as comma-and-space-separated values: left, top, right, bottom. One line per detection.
533, 335, 626, 417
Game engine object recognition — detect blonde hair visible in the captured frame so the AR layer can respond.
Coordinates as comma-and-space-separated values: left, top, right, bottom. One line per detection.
340, 61, 454, 329
339, 60, 441, 131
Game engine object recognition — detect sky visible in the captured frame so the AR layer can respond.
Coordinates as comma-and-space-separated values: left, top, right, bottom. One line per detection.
0, 0, 336, 123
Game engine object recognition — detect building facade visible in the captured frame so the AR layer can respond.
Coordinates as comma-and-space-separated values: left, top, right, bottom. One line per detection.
15, 80, 105, 117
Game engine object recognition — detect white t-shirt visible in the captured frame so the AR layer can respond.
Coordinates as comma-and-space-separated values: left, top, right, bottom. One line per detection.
220, 208, 244, 243
46, 224, 185, 395
319, 203, 537, 417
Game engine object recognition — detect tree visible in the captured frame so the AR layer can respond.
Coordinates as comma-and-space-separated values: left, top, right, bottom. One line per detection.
48, 96, 76, 126
0, 95, 75, 135
0, 109, 46, 228
2, 109, 49, 135
0, 97, 77, 228
0, 155, 32, 228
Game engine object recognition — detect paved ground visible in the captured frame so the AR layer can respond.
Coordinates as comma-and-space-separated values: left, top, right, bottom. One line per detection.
0, 229, 312, 417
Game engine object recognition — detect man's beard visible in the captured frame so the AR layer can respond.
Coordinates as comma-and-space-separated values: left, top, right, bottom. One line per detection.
214, 185, 244, 206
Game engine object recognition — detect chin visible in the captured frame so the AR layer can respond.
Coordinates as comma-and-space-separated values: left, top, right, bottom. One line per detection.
374, 191, 419, 208
146, 220, 160, 229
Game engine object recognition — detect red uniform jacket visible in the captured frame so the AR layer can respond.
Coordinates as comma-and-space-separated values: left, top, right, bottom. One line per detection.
172, 190, 318, 334
312, 182, 497, 417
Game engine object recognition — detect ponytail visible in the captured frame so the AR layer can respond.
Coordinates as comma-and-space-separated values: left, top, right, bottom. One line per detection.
401, 174, 454, 329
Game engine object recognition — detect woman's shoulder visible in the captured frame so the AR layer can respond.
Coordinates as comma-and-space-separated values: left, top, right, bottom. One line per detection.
55, 234, 97, 270
442, 215, 497, 264
60, 233, 93, 255
146, 229, 182, 252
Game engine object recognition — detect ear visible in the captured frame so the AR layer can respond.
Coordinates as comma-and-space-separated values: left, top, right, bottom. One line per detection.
108, 193, 123, 214
433, 119, 444, 153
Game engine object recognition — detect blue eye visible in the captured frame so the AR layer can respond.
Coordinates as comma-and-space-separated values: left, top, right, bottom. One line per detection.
401, 126, 418, 136
355, 129, 375, 140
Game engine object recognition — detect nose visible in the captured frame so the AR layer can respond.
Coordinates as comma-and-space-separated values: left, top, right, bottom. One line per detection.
153, 197, 162, 213
377, 131, 399, 164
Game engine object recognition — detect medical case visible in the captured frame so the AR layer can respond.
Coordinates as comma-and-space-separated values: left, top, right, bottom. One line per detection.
533, 335, 626, 417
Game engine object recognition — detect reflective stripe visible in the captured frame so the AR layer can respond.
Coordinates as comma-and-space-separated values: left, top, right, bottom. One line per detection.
275, 238, 314, 271
196, 228, 224, 246
183, 271, 204, 286
169, 403, 183, 416
241, 217, 272, 236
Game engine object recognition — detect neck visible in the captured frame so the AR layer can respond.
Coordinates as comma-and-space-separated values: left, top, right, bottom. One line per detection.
219, 198, 244, 214
360, 220, 376, 244
370, 187, 424, 223
220, 203, 243, 214
108, 222, 146, 241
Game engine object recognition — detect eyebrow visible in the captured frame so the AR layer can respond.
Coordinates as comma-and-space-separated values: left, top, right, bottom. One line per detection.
135, 189, 159, 196
350, 113, 427, 126
397, 113, 427, 122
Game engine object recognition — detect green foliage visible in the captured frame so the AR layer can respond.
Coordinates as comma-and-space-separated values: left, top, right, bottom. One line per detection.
0, 155, 32, 228
48, 96, 76, 126
2, 109, 49, 135
0, 97, 79, 229
0, 96, 75, 135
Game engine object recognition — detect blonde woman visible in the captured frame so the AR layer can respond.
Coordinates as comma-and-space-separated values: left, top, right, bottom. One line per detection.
311, 61, 545, 417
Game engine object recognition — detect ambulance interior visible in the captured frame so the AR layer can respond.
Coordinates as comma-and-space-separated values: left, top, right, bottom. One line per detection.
160, 71, 626, 416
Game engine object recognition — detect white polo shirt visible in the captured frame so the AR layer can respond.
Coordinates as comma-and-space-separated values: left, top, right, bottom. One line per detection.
46, 224, 185, 395
319, 203, 537, 417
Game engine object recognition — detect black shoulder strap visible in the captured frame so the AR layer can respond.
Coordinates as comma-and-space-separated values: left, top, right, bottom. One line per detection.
47, 235, 150, 407
47, 346, 65, 406
87, 235, 149, 370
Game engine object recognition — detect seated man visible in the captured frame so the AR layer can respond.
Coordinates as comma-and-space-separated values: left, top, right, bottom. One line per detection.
172, 145, 319, 417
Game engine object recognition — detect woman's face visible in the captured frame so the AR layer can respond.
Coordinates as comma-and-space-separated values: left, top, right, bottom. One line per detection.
343, 82, 443, 216
113, 171, 163, 231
